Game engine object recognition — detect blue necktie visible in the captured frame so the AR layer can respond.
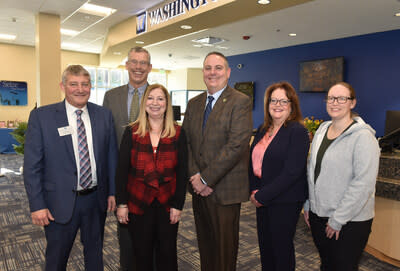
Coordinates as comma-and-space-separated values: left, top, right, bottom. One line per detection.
76, 110, 92, 189
202, 96, 214, 131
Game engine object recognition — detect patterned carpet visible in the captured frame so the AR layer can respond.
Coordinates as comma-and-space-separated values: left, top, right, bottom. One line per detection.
0, 154, 398, 270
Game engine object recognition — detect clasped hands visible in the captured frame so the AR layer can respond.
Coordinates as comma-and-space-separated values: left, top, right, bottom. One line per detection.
190, 173, 213, 197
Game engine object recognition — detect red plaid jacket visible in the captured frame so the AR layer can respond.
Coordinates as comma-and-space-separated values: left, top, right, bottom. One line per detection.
127, 125, 181, 215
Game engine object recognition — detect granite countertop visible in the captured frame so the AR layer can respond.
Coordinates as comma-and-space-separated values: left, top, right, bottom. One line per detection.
376, 177, 400, 201
376, 154, 400, 201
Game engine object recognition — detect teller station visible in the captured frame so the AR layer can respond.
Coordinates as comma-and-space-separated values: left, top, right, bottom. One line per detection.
367, 110, 400, 267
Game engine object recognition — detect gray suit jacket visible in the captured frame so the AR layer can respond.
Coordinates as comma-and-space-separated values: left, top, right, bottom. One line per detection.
182, 86, 253, 205
103, 84, 129, 146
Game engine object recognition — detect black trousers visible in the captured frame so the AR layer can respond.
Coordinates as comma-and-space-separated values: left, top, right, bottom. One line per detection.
127, 201, 178, 271
118, 222, 135, 271
256, 202, 303, 271
309, 211, 373, 271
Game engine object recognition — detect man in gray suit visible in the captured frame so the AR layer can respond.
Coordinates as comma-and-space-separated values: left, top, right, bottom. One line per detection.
182, 52, 253, 271
103, 46, 152, 271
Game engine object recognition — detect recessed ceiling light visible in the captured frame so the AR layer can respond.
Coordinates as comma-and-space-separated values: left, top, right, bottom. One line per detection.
62, 42, 80, 49
181, 25, 192, 30
79, 3, 116, 17
395, 12, 400, 17
136, 41, 144, 44
289, 33, 297, 37
60, 28, 79, 36
0, 33, 16, 40
258, 0, 271, 4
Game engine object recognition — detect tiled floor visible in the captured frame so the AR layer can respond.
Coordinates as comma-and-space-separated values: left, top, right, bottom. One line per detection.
0, 154, 398, 270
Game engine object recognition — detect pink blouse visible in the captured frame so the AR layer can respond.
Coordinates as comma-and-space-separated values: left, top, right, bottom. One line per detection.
252, 127, 280, 178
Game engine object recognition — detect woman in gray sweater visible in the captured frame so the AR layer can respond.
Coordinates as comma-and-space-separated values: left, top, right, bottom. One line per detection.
303, 82, 380, 271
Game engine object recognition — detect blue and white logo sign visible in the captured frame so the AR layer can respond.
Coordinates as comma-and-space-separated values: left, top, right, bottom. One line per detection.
136, 11, 147, 34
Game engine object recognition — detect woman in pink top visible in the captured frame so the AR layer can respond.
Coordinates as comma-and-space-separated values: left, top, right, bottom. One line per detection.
249, 82, 309, 271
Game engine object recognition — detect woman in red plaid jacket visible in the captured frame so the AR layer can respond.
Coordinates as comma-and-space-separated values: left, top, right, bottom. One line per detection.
116, 84, 187, 271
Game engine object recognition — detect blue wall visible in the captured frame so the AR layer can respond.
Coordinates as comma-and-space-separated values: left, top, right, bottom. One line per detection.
227, 29, 400, 137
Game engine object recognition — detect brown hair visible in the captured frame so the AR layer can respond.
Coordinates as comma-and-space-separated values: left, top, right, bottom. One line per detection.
131, 84, 176, 138
327, 82, 358, 117
62, 65, 90, 85
262, 81, 303, 131
203, 51, 229, 68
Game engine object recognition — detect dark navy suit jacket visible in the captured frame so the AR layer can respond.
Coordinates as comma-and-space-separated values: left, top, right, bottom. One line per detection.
23, 101, 118, 224
249, 121, 310, 205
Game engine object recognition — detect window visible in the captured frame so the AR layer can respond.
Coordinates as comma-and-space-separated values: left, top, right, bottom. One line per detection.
84, 66, 167, 105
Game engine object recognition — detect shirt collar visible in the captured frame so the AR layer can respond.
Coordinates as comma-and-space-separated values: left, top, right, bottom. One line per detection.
128, 83, 148, 95
65, 100, 88, 116
207, 85, 226, 100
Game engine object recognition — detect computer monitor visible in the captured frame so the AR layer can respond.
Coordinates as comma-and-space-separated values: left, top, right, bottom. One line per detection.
385, 110, 400, 136
380, 110, 400, 152
172, 105, 181, 121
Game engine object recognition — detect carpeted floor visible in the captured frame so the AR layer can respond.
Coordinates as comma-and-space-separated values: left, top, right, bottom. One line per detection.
0, 154, 398, 270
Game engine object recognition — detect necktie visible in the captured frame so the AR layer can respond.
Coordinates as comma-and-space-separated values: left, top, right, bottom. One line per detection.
129, 88, 139, 122
202, 96, 214, 131
76, 110, 92, 189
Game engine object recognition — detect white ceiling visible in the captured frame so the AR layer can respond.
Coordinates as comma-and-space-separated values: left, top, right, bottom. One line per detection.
0, 0, 399, 70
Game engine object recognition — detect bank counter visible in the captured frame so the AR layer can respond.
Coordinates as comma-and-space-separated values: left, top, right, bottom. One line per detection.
366, 153, 400, 267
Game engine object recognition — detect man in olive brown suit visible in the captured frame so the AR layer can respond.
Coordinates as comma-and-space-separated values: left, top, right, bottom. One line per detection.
182, 52, 252, 271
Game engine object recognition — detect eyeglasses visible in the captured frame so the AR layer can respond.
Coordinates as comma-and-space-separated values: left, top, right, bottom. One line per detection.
326, 96, 354, 104
127, 59, 149, 66
269, 98, 291, 106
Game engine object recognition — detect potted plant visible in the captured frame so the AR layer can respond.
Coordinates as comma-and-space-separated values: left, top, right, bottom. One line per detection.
10, 122, 27, 155
303, 117, 323, 141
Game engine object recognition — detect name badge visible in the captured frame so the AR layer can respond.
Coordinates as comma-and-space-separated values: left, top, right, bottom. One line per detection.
58, 126, 73, 136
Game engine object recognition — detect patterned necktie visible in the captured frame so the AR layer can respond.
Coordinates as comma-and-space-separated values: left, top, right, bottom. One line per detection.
76, 110, 92, 189
202, 96, 214, 131
129, 88, 139, 122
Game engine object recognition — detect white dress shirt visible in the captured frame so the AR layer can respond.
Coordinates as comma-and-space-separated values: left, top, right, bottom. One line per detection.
65, 100, 97, 190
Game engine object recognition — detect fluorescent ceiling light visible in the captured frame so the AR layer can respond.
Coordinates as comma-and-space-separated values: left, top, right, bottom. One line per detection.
289, 33, 297, 37
181, 25, 192, 30
60, 28, 79, 36
258, 0, 271, 4
79, 3, 116, 17
193, 44, 202, 48
192, 36, 225, 45
216, 46, 229, 50
0, 33, 16, 40
62, 42, 80, 48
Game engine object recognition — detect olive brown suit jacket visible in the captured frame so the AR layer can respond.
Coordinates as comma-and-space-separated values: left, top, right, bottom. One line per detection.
182, 86, 253, 205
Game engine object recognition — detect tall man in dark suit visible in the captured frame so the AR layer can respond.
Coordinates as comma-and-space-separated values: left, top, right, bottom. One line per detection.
23, 65, 118, 271
182, 52, 253, 271
103, 46, 152, 271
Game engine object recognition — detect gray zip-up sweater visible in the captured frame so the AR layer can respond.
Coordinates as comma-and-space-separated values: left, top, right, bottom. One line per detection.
304, 116, 380, 231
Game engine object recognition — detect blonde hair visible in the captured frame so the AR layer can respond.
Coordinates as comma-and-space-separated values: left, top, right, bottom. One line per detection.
131, 84, 176, 138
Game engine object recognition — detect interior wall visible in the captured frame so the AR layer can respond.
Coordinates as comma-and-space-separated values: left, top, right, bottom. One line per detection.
187, 68, 206, 90
0, 43, 99, 122
167, 69, 188, 90
227, 29, 400, 137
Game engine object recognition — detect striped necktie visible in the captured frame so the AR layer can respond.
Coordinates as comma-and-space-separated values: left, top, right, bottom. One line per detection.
76, 110, 92, 189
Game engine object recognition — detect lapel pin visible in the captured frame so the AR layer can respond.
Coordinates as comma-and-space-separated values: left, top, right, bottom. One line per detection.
223, 98, 227, 102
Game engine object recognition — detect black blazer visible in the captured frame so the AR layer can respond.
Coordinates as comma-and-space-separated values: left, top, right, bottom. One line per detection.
249, 121, 309, 205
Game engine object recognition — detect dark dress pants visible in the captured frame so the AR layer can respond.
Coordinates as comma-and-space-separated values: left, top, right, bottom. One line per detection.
44, 190, 106, 271
192, 194, 241, 271
256, 202, 303, 271
309, 211, 372, 271
127, 200, 178, 271
118, 222, 136, 271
